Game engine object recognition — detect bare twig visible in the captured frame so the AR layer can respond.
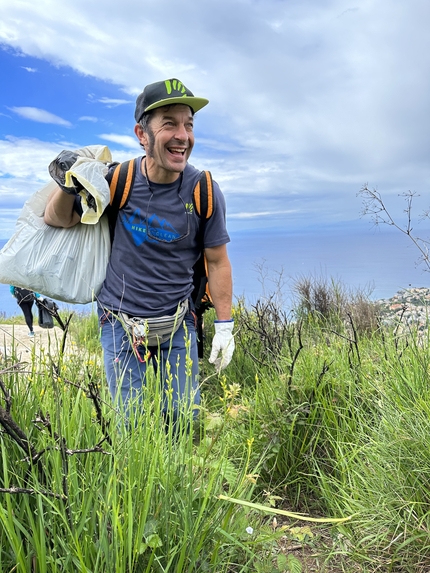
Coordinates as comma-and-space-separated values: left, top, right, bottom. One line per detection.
346, 311, 361, 366
0, 402, 48, 486
287, 321, 303, 389
0, 404, 40, 461
359, 185, 430, 272
236, 293, 295, 372
59, 313, 74, 355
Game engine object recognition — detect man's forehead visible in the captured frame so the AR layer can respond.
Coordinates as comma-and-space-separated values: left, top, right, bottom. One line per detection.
153, 104, 194, 119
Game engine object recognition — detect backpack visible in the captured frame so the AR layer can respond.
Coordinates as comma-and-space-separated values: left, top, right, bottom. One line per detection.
106, 159, 214, 358
14, 287, 34, 304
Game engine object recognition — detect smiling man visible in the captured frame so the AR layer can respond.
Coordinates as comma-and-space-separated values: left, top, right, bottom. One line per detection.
44, 78, 234, 424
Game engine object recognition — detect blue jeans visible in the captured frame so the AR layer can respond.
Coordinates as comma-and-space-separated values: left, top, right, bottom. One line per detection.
98, 306, 200, 423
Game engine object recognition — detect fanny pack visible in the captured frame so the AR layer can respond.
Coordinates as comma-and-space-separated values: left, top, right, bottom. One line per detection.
120, 299, 189, 347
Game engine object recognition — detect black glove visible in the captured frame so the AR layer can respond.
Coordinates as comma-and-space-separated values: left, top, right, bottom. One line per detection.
49, 150, 83, 195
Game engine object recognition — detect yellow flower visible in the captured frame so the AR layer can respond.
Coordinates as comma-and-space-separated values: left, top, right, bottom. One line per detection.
227, 404, 248, 419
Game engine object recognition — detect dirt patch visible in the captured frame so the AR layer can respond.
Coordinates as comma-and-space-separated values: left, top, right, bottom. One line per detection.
0, 324, 75, 361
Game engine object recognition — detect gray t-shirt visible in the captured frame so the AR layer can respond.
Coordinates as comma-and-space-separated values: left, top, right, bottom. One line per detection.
98, 157, 230, 317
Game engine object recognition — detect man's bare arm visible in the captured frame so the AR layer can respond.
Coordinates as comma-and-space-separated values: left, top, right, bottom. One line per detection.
44, 186, 81, 228
205, 244, 233, 320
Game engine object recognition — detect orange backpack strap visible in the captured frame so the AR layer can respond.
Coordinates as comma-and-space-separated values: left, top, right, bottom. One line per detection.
106, 159, 137, 243
193, 170, 214, 219
108, 159, 137, 210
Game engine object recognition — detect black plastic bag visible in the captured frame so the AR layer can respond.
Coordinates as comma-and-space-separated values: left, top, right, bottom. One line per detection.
36, 298, 56, 329
48, 150, 81, 194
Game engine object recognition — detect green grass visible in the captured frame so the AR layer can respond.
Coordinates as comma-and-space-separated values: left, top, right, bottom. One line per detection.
2, 298, 430, 571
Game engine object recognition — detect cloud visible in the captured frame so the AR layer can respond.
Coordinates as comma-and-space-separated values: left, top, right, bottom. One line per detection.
21, 66, 37, 72
336, 7, 360, 19
0, 136, 68, 182
98, 133, 139, 149
0, 0, 430, 238
9, 107, 72, 126
231, 210, 299, 219
79, 116, 98, 122
95, 97, 132, 107
0, 135, 135, 238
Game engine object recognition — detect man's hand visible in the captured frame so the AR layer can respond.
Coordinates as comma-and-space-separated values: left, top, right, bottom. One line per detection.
49, 150, 83, 195
209, 320, 235, 372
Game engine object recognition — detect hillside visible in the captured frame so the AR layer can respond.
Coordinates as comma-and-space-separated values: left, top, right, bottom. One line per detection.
377, 286, 430, 328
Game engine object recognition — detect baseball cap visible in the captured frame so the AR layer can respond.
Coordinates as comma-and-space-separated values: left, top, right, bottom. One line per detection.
134, 78, 209, 123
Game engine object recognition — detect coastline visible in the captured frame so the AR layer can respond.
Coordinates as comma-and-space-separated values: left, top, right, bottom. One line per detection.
377, 286, 430, 329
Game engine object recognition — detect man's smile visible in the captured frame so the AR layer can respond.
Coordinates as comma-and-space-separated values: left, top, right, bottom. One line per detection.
168, 146, 187, 155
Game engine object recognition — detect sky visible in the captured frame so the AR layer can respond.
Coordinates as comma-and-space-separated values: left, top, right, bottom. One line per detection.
1, 0, 430, 243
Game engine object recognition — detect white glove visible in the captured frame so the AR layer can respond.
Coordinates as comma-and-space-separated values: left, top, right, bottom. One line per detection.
209, 320, 235, 372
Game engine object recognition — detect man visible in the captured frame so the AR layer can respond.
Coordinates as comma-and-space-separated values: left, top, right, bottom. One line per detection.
44, 78, 234, 422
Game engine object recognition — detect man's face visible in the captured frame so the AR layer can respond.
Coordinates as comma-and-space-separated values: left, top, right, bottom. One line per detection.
135, 104, 195, 182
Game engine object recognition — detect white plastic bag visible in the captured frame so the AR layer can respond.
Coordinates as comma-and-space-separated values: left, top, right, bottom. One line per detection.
66, 145, 113, 224
0, 181, 111, 304
0, 145, 113, 303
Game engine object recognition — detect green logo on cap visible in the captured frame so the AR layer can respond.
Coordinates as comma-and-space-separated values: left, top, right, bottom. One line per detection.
165, 79, 188, 96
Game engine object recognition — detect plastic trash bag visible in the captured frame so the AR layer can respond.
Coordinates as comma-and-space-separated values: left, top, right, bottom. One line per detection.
49, 144, 112, 224
0, 145, 112, 304
37, 297, 66, 330
36, 298, 55, 329
64, 145, 113, 224
49, 150, 82, 194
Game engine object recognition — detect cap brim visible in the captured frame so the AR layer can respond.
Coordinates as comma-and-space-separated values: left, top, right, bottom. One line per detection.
145, 96, 209, 114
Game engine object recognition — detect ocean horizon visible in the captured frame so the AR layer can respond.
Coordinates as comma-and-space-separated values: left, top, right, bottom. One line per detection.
1, 223, 429, 317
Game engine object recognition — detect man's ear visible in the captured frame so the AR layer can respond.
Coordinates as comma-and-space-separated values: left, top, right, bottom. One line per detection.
134, 123, 148, 147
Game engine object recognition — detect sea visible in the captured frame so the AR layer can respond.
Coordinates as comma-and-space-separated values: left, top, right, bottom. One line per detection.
1, 223, 429, 317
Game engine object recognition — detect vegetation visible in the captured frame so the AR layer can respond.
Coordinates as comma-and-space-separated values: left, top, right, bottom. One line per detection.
1, 277, 430, 572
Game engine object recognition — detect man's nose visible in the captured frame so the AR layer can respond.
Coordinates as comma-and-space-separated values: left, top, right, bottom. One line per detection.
173, 123, 188, 140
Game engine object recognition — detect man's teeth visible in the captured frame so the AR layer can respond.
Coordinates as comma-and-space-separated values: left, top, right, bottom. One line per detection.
169, 148, 185, 153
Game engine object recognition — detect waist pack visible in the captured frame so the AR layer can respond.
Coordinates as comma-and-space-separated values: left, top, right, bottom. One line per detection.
120, 300, 189, 347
